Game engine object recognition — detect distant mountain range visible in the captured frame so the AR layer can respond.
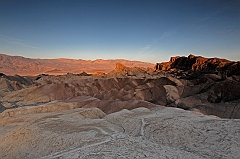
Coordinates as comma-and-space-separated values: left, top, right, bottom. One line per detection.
0, 54, 154, 76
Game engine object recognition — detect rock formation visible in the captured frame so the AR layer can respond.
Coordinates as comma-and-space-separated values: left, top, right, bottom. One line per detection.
0, 54, 240, 158
155, 54, 240, 76
1, 56, 240, 118
0, 105, 239, 159
154, 54, 240, 118
0, 74, 34, 93
107, 62, 152, 77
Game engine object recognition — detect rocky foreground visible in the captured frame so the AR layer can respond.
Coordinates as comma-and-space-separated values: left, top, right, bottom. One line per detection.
0, 54, 240, 158
1, 103, 239, 159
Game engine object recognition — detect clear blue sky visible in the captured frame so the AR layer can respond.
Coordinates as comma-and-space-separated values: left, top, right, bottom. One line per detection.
0, 0, 239, 63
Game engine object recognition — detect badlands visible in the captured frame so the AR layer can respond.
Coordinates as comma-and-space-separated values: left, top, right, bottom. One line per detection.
0, 54, 240, 158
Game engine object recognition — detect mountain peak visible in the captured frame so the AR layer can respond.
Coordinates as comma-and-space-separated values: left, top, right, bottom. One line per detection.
115, 62, 128, 71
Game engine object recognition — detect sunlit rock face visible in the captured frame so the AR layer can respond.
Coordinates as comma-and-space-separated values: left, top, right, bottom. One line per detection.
155, 54, 240, 76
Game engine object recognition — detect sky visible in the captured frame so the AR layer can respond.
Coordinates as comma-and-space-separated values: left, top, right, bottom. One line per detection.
0, 0, 239, 63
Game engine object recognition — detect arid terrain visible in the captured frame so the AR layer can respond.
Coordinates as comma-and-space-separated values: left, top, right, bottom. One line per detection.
0, 54, 240, 158
0, 54, 154, 76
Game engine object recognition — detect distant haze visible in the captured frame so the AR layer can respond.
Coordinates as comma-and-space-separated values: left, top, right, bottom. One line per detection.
0, 0, 239, 63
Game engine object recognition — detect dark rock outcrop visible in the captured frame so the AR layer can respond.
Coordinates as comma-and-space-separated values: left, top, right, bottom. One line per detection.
78, 71, 91, 76
0, 74, 34, 92
155, 54, 240, 76
155, 54, 240, 118
0, 103, 6, 113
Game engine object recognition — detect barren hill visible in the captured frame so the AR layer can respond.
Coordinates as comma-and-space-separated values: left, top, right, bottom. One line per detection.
0, 54, 154, 76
